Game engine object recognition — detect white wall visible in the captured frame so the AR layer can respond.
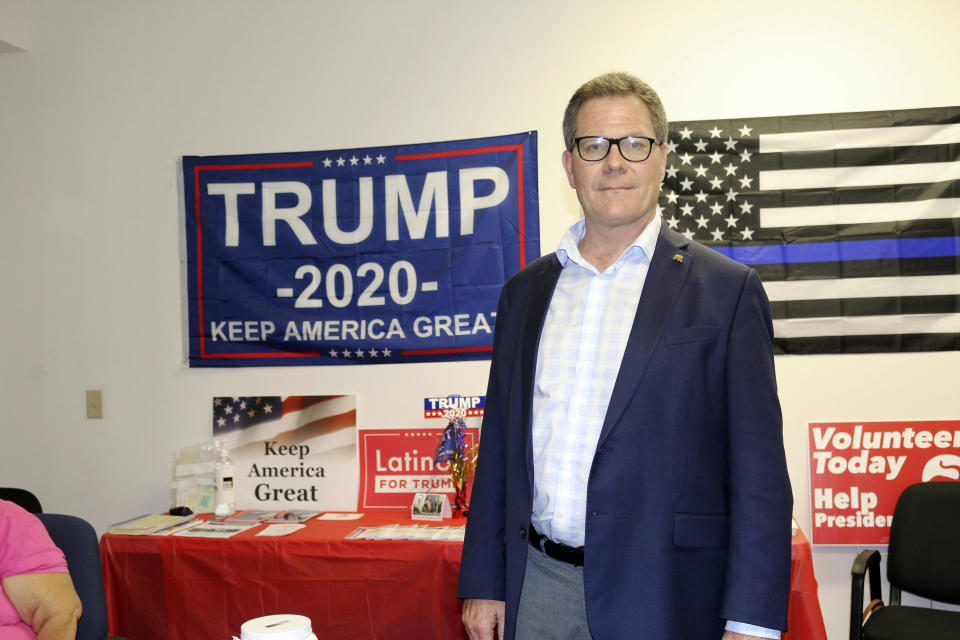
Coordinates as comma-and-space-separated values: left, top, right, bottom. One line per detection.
0, 0, 29, 51
1, 2, 958, 638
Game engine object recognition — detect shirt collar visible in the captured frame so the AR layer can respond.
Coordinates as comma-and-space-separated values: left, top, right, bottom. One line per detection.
555, 214, 661, 272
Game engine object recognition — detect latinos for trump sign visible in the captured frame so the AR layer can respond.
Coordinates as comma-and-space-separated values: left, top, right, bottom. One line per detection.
808, 419, 960, 544
357, 427, 479, 510
182, 132, 539, 366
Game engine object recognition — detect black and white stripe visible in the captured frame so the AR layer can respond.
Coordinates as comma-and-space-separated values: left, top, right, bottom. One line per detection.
661, 106, 960, 354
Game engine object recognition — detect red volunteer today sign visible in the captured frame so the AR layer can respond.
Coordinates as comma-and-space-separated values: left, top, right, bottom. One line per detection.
809, 420, 960, 544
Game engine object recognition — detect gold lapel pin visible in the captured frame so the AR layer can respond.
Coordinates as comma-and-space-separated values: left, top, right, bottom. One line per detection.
672, 253, 684, 263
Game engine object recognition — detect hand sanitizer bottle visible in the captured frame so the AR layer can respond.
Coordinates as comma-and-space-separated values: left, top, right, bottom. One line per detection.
214, 441, 236, 517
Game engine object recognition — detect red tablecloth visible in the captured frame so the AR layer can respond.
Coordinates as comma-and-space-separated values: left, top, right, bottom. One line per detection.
101, 513, 467, 640
100, 514, 826, 640
785, 527, 828, 640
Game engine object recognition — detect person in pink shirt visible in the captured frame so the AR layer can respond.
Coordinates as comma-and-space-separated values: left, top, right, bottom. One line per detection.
0, 499, 82, 640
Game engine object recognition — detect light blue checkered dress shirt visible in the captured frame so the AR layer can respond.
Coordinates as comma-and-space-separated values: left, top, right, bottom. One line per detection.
528, 215, 779, 639
530, 215, 659, 547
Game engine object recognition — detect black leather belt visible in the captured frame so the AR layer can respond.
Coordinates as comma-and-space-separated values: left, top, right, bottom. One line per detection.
528, 526, 584, 567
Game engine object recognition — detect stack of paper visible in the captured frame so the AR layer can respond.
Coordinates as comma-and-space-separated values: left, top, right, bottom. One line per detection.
172, 521, 258, 538
222, 510, 283, 523
108, 513, 196, 535
266, 510, 321, 523
345, 524, 465, 542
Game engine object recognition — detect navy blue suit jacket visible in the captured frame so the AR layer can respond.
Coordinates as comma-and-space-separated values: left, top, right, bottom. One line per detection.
458, 225, 793, 639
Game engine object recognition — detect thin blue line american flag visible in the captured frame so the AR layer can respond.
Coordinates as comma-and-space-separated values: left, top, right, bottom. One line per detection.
659, 106, 960, 354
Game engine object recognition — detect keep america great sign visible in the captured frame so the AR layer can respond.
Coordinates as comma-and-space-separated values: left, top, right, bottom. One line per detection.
182, 132, 539, 366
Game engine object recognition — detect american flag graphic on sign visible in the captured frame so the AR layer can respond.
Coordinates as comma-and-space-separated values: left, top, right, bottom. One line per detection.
659, 107, 960, 354
213, 396, 283, 435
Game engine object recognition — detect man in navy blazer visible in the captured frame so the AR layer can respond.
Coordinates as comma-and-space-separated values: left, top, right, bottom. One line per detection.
458, 72, 792, 639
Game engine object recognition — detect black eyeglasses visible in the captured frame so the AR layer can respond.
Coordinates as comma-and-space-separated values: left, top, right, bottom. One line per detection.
572, 136, 658, 162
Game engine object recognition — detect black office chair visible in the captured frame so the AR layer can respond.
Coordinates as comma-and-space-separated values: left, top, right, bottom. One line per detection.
0, 487, 43, 513
850, 481, 960, 639
36, 513, 127, 640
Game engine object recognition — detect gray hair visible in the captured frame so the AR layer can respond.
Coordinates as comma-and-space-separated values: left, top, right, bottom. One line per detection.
562, 72, 668, 150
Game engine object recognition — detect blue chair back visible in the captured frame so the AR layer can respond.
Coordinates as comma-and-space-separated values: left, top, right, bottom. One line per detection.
36, 513, 109, 640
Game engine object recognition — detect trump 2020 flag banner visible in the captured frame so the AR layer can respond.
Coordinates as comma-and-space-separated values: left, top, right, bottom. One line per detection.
182, 132, 539, 366
660, 107, 960, 354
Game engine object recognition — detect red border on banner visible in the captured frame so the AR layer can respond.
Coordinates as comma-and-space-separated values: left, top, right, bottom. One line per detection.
192, 142, 527, 360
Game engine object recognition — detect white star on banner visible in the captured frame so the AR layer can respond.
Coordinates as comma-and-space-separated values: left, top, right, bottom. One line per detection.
661, 118, 766, 246
363, 155, 372, 165
336, 157, 345, 167
355, 348, 364, 357
382, 348, 392, 357
376, 154, 386, 164
681, 228, 696, 240
667, 140, 679, 153
329, 349, 338, 358
349, 156, 359, 166
369, 348, 379, 357
322, 158, 332, 168
666, 216, 679, 229
741, 227, 754, 240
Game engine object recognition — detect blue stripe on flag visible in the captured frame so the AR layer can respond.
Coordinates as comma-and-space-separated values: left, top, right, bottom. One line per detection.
711, 236, 960, 265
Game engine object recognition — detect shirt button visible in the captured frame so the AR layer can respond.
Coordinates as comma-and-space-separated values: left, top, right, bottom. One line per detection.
519, 528, 526, 539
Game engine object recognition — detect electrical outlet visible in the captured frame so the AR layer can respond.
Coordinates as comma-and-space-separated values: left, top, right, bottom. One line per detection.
86, 389, 103, 419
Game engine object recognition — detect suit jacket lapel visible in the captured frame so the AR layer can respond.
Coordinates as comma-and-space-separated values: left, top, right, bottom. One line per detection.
520, 255, 562, 486
597, 227, 691, 448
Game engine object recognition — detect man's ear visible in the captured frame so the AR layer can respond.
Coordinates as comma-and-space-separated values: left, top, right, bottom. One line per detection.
561, 149, 576, 189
